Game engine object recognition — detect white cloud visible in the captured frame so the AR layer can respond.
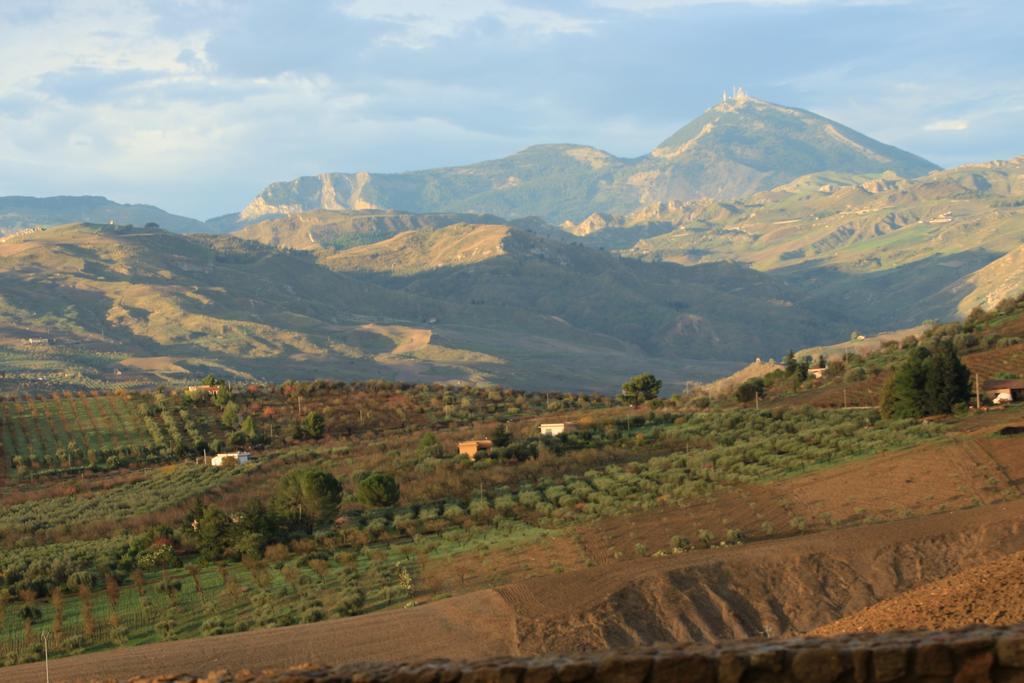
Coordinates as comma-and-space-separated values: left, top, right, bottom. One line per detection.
335, 0, 594, 49
0, 0, 209, 95
924, 119, 969, 132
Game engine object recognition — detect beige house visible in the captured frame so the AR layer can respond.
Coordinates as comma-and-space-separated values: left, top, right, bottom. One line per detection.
983, 379, 1024, 405
808, 367, 827, 380
187, 384, 221, 396
539, 422, 577, 436
457, 439, 493, 461
210, 451, 252, 467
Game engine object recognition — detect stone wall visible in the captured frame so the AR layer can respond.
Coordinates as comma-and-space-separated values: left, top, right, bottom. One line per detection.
138, 625, 1024, 683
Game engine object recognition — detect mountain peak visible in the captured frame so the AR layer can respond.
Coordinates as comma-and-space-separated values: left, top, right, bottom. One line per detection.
651, 95, 939, 180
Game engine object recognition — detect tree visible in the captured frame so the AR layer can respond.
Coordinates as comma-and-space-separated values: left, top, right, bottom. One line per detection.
880, 347, 930, 419
881, 342, 970, 418
220, 401, 239, 428
735, 377, 765, 403
196, 507, 233, 561
489, 424, 511, 448
620, 373, 662, 405
301, 411, 325, 439
274, 467, 341, 527
783, 351, 798, 376
356, 472, 400, 507
239, 415, 263, 444
416, 433, 444, 459
922, 339, 971, 414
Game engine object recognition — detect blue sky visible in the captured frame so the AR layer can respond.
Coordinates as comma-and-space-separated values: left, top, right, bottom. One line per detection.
0, 0, 1021, 219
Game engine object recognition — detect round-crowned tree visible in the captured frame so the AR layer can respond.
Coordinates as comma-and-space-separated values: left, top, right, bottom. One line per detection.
356, 472, 400, 507
620, 373, 662, 405
274, 467, 342, 527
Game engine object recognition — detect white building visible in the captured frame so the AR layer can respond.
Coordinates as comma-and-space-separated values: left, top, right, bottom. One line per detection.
210, 451, 252, 467
539, 422, 577, 437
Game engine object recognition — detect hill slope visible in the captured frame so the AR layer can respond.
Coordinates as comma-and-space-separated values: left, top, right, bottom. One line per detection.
815, 550, 1024, 636
234, 95, 938, 225
622, 157, 1024, 274
0, 222, 852, 392
0, 195, 206, 234
232, 209, 559, 252
317, 223, 863, 364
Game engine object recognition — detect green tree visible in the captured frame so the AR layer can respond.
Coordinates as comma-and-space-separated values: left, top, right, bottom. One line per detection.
783, 350, 798, 376
880, 347, 929, 418
356, 472, 400, 507
620, 373, 662, 405
922, 339, 970, 414
735, 377, 765, 403
416, 433, 444, 459
196, 507, 233, 561
274, 467, 341, 527
301, 411, 325, 439
220, 401, 239, 428
239, 415, 263, 444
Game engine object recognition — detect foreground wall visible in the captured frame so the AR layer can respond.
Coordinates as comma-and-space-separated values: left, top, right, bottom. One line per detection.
137, 625, 1024, 682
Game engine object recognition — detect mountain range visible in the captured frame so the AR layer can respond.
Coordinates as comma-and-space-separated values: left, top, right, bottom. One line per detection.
1, 94, 1021, 392
230, 93, 939, 226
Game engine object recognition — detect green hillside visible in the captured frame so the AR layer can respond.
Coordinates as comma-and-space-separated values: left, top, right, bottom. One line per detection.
232, 95, 939, 226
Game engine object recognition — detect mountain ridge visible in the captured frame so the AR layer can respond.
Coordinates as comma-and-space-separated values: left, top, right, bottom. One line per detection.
0, 195, 208, 235
232, 95, 940, 226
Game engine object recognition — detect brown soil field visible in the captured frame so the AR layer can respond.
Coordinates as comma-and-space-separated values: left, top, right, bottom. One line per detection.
813, 550, 1024, 636
1, 591, 517, 683
964, 343, 1024, 383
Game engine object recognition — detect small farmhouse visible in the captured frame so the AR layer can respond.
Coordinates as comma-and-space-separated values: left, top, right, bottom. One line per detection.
808, 366, 827, 380
187, 384, 221, 395
539, 422, 577, 436
982, 379, 1024, 405
457, 439, 493, 462
210, 451, 252, 467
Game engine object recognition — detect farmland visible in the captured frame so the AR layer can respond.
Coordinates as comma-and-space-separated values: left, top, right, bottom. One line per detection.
0, 389, 948, 666
0, 298, 1023, 673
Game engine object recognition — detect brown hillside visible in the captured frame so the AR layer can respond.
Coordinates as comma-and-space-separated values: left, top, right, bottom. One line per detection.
814, 550, 1024, 636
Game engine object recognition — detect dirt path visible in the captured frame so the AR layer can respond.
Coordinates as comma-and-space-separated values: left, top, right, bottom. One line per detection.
0, 590, 516, 683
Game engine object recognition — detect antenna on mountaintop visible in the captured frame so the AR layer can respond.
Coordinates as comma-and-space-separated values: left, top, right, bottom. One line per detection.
722, 89, 728, 103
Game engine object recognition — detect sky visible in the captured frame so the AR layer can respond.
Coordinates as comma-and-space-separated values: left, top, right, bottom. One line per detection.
0, 0, 1021, 219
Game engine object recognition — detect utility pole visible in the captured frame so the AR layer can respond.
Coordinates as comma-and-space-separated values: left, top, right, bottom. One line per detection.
975, 373, 982, 410
754, 391, 759, 410
42, 632, 50, 683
